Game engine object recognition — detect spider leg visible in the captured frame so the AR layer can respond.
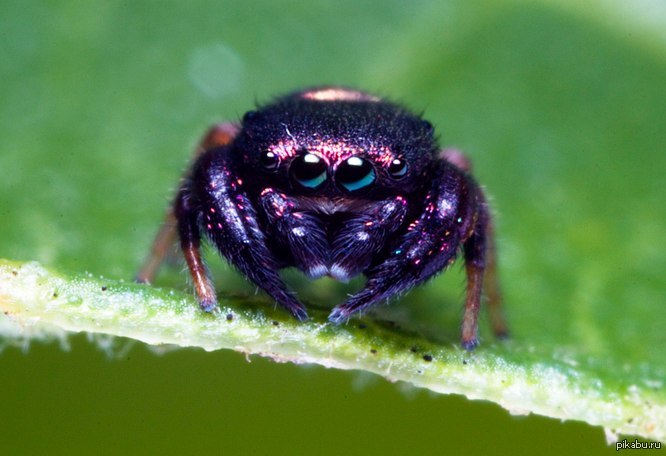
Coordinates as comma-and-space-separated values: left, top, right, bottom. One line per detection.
444, 148, 508, 341
136, 123, 239, 284
481, 219, 509, 339
183, 147, 308, 320
174, 186, 217, 311
329, 158, 503, 349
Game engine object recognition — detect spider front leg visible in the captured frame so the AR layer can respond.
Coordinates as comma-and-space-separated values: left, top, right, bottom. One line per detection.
329, 159, 505, 350
185, 147, 308, 320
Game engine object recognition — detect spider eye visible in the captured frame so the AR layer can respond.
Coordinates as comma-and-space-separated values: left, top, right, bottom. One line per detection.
336, 157, 376, 192
261, 150, 280, 171
388, 158, 408, 179
243, 110, 259, 123
290, 151, 327, 188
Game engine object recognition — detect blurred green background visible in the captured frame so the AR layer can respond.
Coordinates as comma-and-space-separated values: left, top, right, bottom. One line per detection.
1, 0, 665, 454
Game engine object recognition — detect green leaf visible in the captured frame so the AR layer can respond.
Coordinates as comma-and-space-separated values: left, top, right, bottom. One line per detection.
1, 259, 664, 443
1, 0, 665, 451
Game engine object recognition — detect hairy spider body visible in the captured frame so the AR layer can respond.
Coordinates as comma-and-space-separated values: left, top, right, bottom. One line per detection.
138, 87, 507, 349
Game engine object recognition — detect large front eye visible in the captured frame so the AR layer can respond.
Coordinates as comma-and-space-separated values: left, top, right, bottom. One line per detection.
335, 156, 376, 192
290, 152, 327, 188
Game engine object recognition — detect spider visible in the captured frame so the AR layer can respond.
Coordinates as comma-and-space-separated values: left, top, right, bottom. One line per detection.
137, 87, 508, 349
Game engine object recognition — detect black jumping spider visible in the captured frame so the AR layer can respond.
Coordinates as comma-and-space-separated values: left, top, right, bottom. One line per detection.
138, 87, 507, 349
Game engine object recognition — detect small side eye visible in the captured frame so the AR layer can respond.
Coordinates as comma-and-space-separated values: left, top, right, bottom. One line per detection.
261, 151, 280, 171
336, 157, 376, 192
388, 158, 408, 179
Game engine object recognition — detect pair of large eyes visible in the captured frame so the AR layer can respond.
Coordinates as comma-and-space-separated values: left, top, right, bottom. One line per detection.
261, 151, 408, 192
